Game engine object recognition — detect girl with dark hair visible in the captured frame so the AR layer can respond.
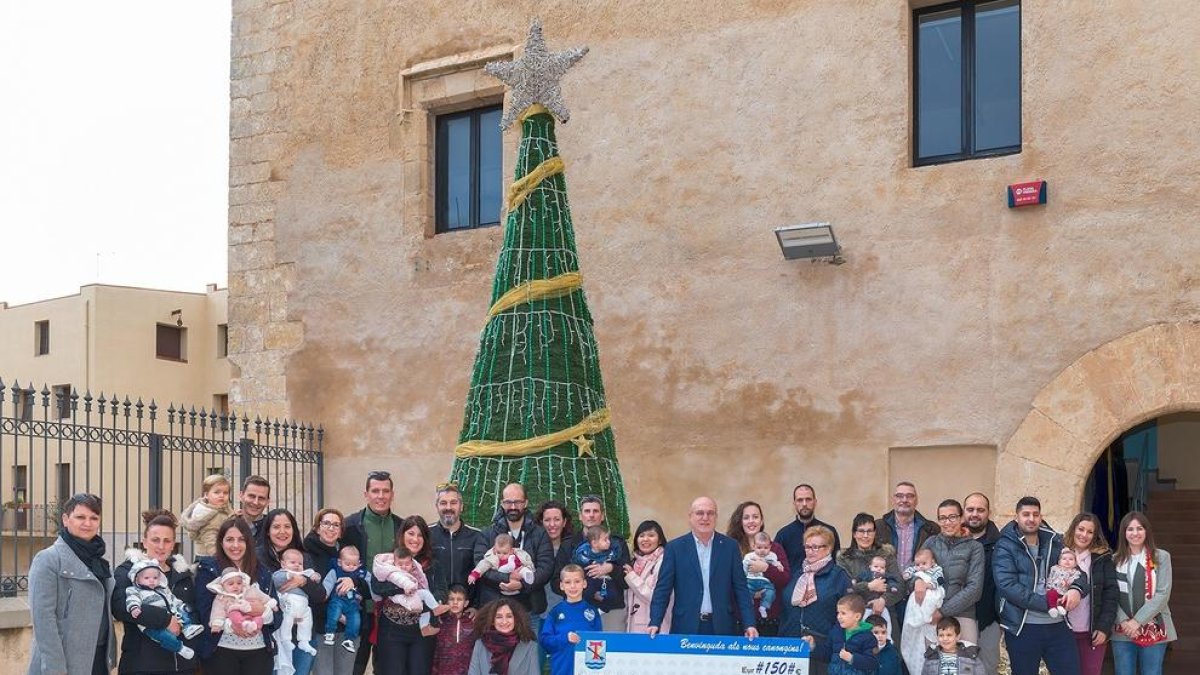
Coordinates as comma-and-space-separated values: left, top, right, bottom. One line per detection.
195, 517, 282, 675
1111, 512, 1175, 675
726, 501, 791, 634
372, 515, 447, 675
257, 509, 326, 675
467, 599, 539, 675
112, 509, 199, 675
836, 513, 904, 635
1064, 512, 1119, 675
537, 500, 575, 614
623, 520, 669, 633
28, 493, 115, 675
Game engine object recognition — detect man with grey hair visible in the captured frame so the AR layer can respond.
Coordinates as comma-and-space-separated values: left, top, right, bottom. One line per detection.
430, 481, 484, 600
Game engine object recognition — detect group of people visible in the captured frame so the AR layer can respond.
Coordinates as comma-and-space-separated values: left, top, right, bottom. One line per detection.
27, 475, 1174, 675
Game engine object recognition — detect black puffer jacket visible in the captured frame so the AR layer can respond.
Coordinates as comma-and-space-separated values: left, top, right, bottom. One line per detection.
1079, 550, 1119, 637
473, 510, 555, 614
111, 550, 198, 674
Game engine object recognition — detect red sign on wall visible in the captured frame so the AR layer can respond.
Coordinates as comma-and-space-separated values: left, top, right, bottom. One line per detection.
1007, 180, 1047, 208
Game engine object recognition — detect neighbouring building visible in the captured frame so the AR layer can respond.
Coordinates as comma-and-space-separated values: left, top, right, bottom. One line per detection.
225, 0, 1199, 576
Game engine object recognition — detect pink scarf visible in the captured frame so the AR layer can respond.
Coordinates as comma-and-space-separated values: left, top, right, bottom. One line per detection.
632, 547, 663, 577
791, 554, 832, 607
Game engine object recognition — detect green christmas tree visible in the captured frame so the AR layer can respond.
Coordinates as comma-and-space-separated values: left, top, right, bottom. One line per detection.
449, 21, 629, 538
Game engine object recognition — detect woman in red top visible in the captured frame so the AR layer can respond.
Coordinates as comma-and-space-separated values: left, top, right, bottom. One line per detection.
727, 501, 792, 635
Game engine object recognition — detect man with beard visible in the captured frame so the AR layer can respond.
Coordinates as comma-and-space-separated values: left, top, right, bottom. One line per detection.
774, 484, 842, 570
551, 495, 630, 631
474, 483, 555, 624
430, 482, 484, 599
994, 496, 1086, 675
964, 492, 1003, 675
343, 470, 403, 675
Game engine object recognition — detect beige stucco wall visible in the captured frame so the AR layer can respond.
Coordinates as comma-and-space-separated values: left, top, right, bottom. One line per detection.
0, 284, 231, 531
1157, 411, 1200, 490
227, 1, 1200, 535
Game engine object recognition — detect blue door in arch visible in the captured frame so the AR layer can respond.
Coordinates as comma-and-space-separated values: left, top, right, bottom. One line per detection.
1083, 420, 1156, 549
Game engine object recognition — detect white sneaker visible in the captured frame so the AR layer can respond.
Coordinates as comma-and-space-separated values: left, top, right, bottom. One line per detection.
324, 633, 336, 646
341, 639, 356, 653
183, 624, 205, 639
178, 646, 195, 660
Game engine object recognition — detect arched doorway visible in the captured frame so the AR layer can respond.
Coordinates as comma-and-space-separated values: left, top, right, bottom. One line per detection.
998, 321, 1200, 528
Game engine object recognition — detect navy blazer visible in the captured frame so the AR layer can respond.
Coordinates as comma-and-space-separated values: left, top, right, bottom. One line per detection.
649, 531, 755, 635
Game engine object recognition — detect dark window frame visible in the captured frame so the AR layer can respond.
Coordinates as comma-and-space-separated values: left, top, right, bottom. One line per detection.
34, 320, 50, 356
51, 384, 72, 420
156, 323, 188, 363
217, 323, 229, 359
913, 0, 1022, 166
435, 104, 503, 233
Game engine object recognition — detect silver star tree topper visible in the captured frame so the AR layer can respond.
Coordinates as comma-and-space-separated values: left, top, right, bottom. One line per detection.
485, 19, 588, 130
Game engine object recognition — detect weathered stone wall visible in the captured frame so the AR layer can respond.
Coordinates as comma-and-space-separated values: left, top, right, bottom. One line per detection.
228, 0, 1200, 532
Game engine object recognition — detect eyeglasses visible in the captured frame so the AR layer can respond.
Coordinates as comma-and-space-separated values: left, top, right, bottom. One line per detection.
937, 514, 961, 522
804, 544, 829, 551
319, 520, 341, 529
894, 493, 916, 500
854, 528, 876, 535
368, 471, 391, 480
500, 499, 526, 507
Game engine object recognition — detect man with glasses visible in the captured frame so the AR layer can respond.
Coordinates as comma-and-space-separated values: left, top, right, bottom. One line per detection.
964, 492, 1002, 675
236, 475, 271, 544
551, 495, 630, 631
343, 470, 402, 675
774, 484, 842, 570
922, 498, 986, 644
876, 481, 939, 644
475, 483, 555, 622
430, 481, 483, 600
648, 496, 757, 638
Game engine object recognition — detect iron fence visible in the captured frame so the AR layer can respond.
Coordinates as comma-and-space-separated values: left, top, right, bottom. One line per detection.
0, 380, 324, 596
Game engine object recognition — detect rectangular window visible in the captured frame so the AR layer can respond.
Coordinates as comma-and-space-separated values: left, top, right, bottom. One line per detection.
914, 0, 1021, 165
51, 384, 72, 420
55, 463, 71, 506
217, 323, 229, 358
12, 464, 28, 504
435, 105, 503, 232
214, 394, 230, 430
156, 324, 188, 362
14, 389, 34, 422
34, 320, 50, 356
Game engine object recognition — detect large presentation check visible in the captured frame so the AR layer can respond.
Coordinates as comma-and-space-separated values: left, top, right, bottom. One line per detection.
572, 632, 810, 675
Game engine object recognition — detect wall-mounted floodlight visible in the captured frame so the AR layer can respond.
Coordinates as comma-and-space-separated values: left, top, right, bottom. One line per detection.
774, 222, 841, 262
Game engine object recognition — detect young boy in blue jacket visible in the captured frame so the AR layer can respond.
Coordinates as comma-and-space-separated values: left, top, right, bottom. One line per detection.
801, 594, 879, 675
539, 564, 603, 675
866, 614, 902, 675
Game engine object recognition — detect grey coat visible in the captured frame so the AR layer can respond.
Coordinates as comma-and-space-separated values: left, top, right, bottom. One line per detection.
922, 533, 985, 620
27, 538, 117, 675
1111, 549, 1176, 643
467, 640, 539, 675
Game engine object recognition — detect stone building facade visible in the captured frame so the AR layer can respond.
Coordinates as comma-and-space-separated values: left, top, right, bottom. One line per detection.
226, 0, 1200, 530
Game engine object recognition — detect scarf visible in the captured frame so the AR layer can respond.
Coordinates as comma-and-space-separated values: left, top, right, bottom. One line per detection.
632, 547, 663, 577
481, 630, 520, 675
791, 554, 831, 607
60, 528, 111, 580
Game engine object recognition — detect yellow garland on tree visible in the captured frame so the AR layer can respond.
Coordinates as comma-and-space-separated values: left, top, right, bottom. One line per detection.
487, 272, 583, 319
507, 155, 565, 210
454, 408, 611, 458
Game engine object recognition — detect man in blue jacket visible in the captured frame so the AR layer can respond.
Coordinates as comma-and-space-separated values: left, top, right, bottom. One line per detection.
993, 496, 1088, 675
648, 496, 758, 638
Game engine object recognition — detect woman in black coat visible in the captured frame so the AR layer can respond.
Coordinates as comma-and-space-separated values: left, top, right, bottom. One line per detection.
1065, 513, 1119, 675
112, 510, 199, 675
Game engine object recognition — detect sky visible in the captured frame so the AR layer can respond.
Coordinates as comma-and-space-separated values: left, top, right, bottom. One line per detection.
0, 2, 231, 306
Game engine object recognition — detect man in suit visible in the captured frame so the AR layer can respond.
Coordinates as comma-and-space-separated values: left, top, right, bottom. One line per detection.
648, 496, 758, 638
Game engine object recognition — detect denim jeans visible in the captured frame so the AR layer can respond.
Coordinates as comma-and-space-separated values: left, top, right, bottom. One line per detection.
746, 578, 775, 610
143, 627, 185, 654
293, 637, 318, 675
327, 595, 364, 640
1111, 640, 1167, 675
1004, 622, 1081, 675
